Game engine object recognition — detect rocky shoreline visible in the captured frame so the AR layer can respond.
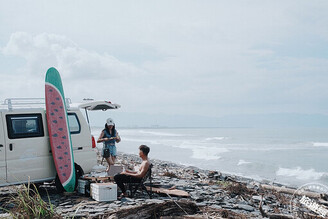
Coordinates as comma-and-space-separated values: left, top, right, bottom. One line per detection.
0, 151, 327, 218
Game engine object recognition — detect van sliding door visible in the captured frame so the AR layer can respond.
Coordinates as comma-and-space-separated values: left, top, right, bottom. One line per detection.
5, 112, 56, 184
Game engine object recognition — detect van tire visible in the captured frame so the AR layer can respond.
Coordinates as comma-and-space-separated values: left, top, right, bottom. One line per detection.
74, 163, 84, 190
55, 163, 84, 193
55, 174, 65, 193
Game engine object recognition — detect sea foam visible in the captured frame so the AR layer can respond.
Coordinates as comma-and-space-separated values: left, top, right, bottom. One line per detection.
205, 137, 226, 141
173, 140, 229, 160
313, 142, 328, 147
237, 159, 252, 166
190, 146, 229, 160
138, 130, 186, 137
276, 167, 326, 181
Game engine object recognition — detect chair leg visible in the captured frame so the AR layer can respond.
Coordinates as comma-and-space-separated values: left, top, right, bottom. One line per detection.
130, 184, 140, 198
147, 178, 152, 199
126, 184, 133, 198
150, 178, 152, 198
142, 184, 152, 199
149, 186, 152, 199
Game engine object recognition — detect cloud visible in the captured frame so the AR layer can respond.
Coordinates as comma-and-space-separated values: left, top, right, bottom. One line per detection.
0, 32, 148, 104
1, 1, 328, 118
2, 32, 142, 80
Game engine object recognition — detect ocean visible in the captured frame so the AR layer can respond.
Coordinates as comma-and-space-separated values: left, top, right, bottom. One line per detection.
91, 127, 328, 187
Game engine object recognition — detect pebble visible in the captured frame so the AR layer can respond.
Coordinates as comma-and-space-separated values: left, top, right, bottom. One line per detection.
0, 151, 318, 218
210, 204, 222, 209
196, 202, 207, 207
235, 204, 255, 212
252, 195, 264, 203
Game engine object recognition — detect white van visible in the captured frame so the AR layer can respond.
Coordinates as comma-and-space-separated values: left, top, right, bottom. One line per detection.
0, 98, 120, 190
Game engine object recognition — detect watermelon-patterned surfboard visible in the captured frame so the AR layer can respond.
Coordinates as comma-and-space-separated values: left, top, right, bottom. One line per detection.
45, 67, 76, 192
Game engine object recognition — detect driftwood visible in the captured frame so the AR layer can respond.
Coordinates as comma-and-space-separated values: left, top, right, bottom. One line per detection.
259, 199, 326, 219
261, 184, 328, 199
147, 186, 190, 197
160, 216, 217, 219
161, 216, 224, 219
99, 200, 199, 219
259, 200, 293, 219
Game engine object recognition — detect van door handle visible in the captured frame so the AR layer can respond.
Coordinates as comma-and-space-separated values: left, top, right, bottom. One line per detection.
0, 144, 3, 147
9, 144, 13, 151
73, 147, 83, 151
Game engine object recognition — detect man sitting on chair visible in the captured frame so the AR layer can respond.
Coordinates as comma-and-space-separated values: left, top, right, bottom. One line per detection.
114, 145, 150, 198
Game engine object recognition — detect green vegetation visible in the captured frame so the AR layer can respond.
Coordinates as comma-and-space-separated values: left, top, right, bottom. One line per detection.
2, 182, 60, 219
216, 180, 232, 188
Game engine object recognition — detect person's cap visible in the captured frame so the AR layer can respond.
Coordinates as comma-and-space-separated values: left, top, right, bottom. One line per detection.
106, 118, 114, 126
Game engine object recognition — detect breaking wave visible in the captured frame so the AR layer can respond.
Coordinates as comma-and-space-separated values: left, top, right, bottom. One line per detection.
276, 167, 327, 181
237, 159, 252, 166
313, 142, 328, 147
205, 137, 226, 141
138, 130, 187, 137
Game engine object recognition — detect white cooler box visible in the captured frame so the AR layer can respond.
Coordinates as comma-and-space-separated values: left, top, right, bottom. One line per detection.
91, 183, 117, 201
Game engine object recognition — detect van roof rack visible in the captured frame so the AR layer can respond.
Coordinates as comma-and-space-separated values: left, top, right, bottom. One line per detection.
1, 98, 72, 111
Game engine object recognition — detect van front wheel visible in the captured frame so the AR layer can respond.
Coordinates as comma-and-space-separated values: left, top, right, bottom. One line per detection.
55, 163, 84, 193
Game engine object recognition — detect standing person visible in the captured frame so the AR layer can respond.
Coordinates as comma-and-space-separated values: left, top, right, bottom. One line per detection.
114, 145, 151, 198
97, 118, 121, 172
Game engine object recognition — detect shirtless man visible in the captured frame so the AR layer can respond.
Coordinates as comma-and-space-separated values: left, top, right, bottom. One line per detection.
114, 145, 151, 198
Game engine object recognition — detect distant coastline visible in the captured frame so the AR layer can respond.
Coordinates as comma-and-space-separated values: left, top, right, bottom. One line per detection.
88, 112, 328, 129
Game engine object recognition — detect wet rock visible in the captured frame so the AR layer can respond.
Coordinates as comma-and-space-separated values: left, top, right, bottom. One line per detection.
234, 204, 255, 212
196, 203, 207, 208
220, 202, 234, 209
198, 190, 209, 196
90, 212, 104, 217
0, 213, 11, 218
110, 202, 121, 207
252, 195, 264, 203
210, 204, 222, 209
68, 213, 86, 217
210, 189, 224, 194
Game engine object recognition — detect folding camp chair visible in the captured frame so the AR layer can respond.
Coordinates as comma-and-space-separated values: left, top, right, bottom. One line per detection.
127, 163, 153, 198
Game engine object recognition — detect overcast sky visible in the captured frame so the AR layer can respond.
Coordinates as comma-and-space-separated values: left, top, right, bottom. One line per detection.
1, 1, 328, 120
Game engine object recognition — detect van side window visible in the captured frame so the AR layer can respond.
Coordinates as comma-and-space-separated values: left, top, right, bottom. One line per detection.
68, 113, 80, 134
6, 114, 44, 139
